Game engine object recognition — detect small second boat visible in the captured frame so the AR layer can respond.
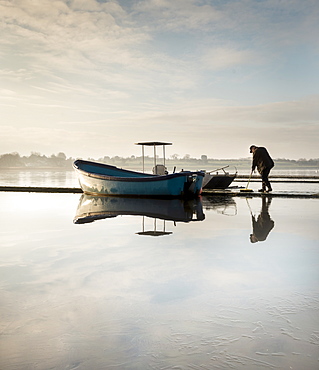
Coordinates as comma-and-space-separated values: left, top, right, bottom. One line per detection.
202, 166, 237, 189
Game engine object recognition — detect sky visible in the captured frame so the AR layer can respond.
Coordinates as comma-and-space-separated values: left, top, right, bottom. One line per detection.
1, 0, 319, 160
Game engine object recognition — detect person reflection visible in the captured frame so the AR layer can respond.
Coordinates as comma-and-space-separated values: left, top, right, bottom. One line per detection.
250, 197, 275, 243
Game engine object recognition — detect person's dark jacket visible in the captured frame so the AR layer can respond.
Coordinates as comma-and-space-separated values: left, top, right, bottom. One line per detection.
252, 147, 274, 174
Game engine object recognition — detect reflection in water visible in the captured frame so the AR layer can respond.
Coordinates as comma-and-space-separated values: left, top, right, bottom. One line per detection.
249, 196, 275, 243
201, 195, 237, 216
1, 192, 319, 369
74, 195, 205, 235
136, 217, 173, 237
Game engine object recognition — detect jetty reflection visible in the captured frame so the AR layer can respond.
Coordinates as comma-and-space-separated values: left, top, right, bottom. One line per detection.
74, 195, 205, 228
248, 197, 275, 243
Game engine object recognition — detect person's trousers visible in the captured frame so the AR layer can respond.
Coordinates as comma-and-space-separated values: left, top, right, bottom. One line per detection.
261, 167, 272, 190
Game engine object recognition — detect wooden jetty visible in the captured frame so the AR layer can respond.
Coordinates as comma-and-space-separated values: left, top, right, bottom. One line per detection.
201, 189, 319, 199
0, 186, 82, 194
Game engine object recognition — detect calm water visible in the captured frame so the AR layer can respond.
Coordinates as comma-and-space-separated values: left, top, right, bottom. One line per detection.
0, 169, 78, 188
0, 168, 318, 190
0, 172, 319, 369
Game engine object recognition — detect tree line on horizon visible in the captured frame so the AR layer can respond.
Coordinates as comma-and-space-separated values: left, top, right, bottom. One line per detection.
0, 151, 318, 169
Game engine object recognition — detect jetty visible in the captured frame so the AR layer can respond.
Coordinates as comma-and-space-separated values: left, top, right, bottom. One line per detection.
201, 189, 319, 199
0, 186, 82, 194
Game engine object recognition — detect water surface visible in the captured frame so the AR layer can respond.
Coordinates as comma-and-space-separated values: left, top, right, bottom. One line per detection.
0, 192, 318, 369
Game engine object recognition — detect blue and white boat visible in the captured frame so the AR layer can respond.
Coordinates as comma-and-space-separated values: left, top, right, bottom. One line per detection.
73, 142, 204, 198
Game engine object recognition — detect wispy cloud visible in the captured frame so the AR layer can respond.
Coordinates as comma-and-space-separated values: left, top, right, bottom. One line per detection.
133, 0, 222, 30
0, 0, 318, 159
0, 68, 33, 81
201, 47, 258, 71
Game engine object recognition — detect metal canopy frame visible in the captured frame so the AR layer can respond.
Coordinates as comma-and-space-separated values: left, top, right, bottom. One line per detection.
135, 142, 172, 173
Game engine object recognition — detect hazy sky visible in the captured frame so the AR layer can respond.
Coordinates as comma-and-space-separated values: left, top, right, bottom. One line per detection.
1, 0, 318, 160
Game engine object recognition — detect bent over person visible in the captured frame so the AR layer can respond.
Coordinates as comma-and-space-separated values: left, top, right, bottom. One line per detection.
250, 145, 274, 192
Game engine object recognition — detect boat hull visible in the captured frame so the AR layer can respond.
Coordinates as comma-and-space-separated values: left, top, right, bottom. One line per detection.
73, 160, 204, 198
202, 173, 236, 189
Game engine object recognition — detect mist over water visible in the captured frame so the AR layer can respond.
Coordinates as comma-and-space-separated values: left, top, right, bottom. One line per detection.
0, 169, 79, 188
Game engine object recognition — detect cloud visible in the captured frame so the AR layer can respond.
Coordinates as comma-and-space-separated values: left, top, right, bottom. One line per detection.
119, 95, 319, 127
0, 0, 148, 74
134, 0, 222, 31
0, 1, 318, 159
1, 0, 317, 88
201, 47, 258, 71
0, 68, 33, 81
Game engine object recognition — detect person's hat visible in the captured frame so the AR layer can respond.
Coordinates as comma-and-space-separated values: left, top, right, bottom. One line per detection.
249, 145, 256, 153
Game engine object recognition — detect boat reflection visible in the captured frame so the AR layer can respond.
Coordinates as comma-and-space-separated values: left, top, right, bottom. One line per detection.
74, 195, 205, 228
201, 195, 237, 216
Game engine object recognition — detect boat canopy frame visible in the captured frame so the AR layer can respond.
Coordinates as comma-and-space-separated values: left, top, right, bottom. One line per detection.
135, 141, 172, 173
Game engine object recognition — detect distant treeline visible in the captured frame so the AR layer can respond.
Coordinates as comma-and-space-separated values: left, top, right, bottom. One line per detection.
0, 152, 73, 168
0, 152, 318, 170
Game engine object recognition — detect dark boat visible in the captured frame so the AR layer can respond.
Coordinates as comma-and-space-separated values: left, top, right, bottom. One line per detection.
202, 166, 237, 189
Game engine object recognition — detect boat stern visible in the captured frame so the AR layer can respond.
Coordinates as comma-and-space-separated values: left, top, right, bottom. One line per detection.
183, 171, 205, 197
